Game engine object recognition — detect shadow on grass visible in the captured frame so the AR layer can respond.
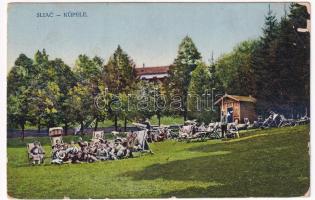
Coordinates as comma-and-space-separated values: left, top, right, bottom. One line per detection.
122, 126, 310, 197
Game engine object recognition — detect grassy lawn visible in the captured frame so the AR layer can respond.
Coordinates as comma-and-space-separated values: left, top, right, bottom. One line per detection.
7, 125, 309, 198
150, 115, 184, 126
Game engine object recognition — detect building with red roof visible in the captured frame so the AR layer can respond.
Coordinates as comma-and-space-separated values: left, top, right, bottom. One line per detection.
135, 65, 170, 82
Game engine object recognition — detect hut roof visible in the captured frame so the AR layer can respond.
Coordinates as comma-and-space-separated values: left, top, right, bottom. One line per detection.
214, 94, 257, 105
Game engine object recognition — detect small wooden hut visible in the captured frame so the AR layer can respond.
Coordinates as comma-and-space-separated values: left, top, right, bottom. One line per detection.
214, 94, 257, 123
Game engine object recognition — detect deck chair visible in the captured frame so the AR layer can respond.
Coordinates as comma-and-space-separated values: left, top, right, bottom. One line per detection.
51, 136, 64, 147
136, 130, 152, 152
26, 142, 45, 165
92, 131, 104, 143
296, 115, 310, 125
186, 123, 218, 142
227, 123, 239, 138
205, 123, 221, 139
49, 127, 63, 137
157, 126, 170, 141
111, 131, 119, 136
49, 127, 64, 146
184, 120, 197, 126
127, 130, 152, 154
132, 122, 148, 130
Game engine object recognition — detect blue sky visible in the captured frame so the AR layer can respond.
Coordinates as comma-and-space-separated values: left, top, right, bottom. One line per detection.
8, 2, 289, 69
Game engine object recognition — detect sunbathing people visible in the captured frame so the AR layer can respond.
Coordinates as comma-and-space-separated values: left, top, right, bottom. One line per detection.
96, 143, 108, 161
51, 146, 66, 164
50, 136, 133, 165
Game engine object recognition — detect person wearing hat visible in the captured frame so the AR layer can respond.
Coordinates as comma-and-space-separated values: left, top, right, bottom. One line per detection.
143, 118, 154, 143
221, 111, 228, 138
51, 146, 65, 165
52, 139, 62, 150
80, 144, 89, 162
121, 138, 132, 158
87, 142, 98, 163
96, 143, 108, 161
144, 118, 151, 129
108, 139, 122, 160
114, 139, 125, 159
77, 137, 85, 149
101, 141, 113, 160
66, 141, 81, 163
99, 138, 105, 144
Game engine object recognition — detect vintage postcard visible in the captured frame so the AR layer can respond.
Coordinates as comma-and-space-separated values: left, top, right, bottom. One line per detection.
6, 1, 310, 199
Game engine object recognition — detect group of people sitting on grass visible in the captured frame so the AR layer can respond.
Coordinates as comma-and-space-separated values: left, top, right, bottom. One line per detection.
51, 137, 134, 164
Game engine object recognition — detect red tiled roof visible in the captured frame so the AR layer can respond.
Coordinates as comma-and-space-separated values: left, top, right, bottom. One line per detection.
135, 66, 170, 76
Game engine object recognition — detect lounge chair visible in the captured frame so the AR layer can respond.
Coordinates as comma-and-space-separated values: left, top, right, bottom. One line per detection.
92, 131, 104, 143
26, 142, 45, 165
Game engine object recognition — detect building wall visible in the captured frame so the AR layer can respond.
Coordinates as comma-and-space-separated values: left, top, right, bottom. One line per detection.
219, 98, 257, 123
220, 98, 241, 123
240, 102, 257, 123
140, 76, 167, 83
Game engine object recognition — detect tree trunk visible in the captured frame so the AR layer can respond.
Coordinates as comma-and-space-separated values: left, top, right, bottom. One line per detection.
21, 123, 25, 141
124, 117, 127, 132
64, 122, 68, 136
94, 118, 98, 131
80, 121, 84, 135
183, 108, 187, 121
37, 118, 41, 133
183, 98, 187, 121
158, 113, 161, 127
114, 114, 118, 131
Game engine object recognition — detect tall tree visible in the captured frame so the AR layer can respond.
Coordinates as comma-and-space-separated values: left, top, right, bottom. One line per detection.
74, 55, 102, 85
216, 40, 258, 96
167, 36, 201, 120
252, 3, 310, 117
187, 62, 215, 123
273, 3, 310, 116
289, 3, 310, 116
29, 81, 61, 129
72, 55, 105, 132
252, 5, 280, 115
28, 49, 52, 132
66, 83, 94, 134
102, 45, 136, 94
50, 58, 77, 134
102, 46, 136, 128
7, 54, 34, 140
127, 81, 157, 123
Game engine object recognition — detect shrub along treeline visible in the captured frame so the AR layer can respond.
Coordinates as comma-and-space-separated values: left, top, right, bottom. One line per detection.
7, 3, 309, 139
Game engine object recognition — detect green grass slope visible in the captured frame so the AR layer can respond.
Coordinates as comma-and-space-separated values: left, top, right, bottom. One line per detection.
7, 125, 309, 198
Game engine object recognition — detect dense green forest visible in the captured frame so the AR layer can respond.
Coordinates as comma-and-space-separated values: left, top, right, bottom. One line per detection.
7, 3, 309, 139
